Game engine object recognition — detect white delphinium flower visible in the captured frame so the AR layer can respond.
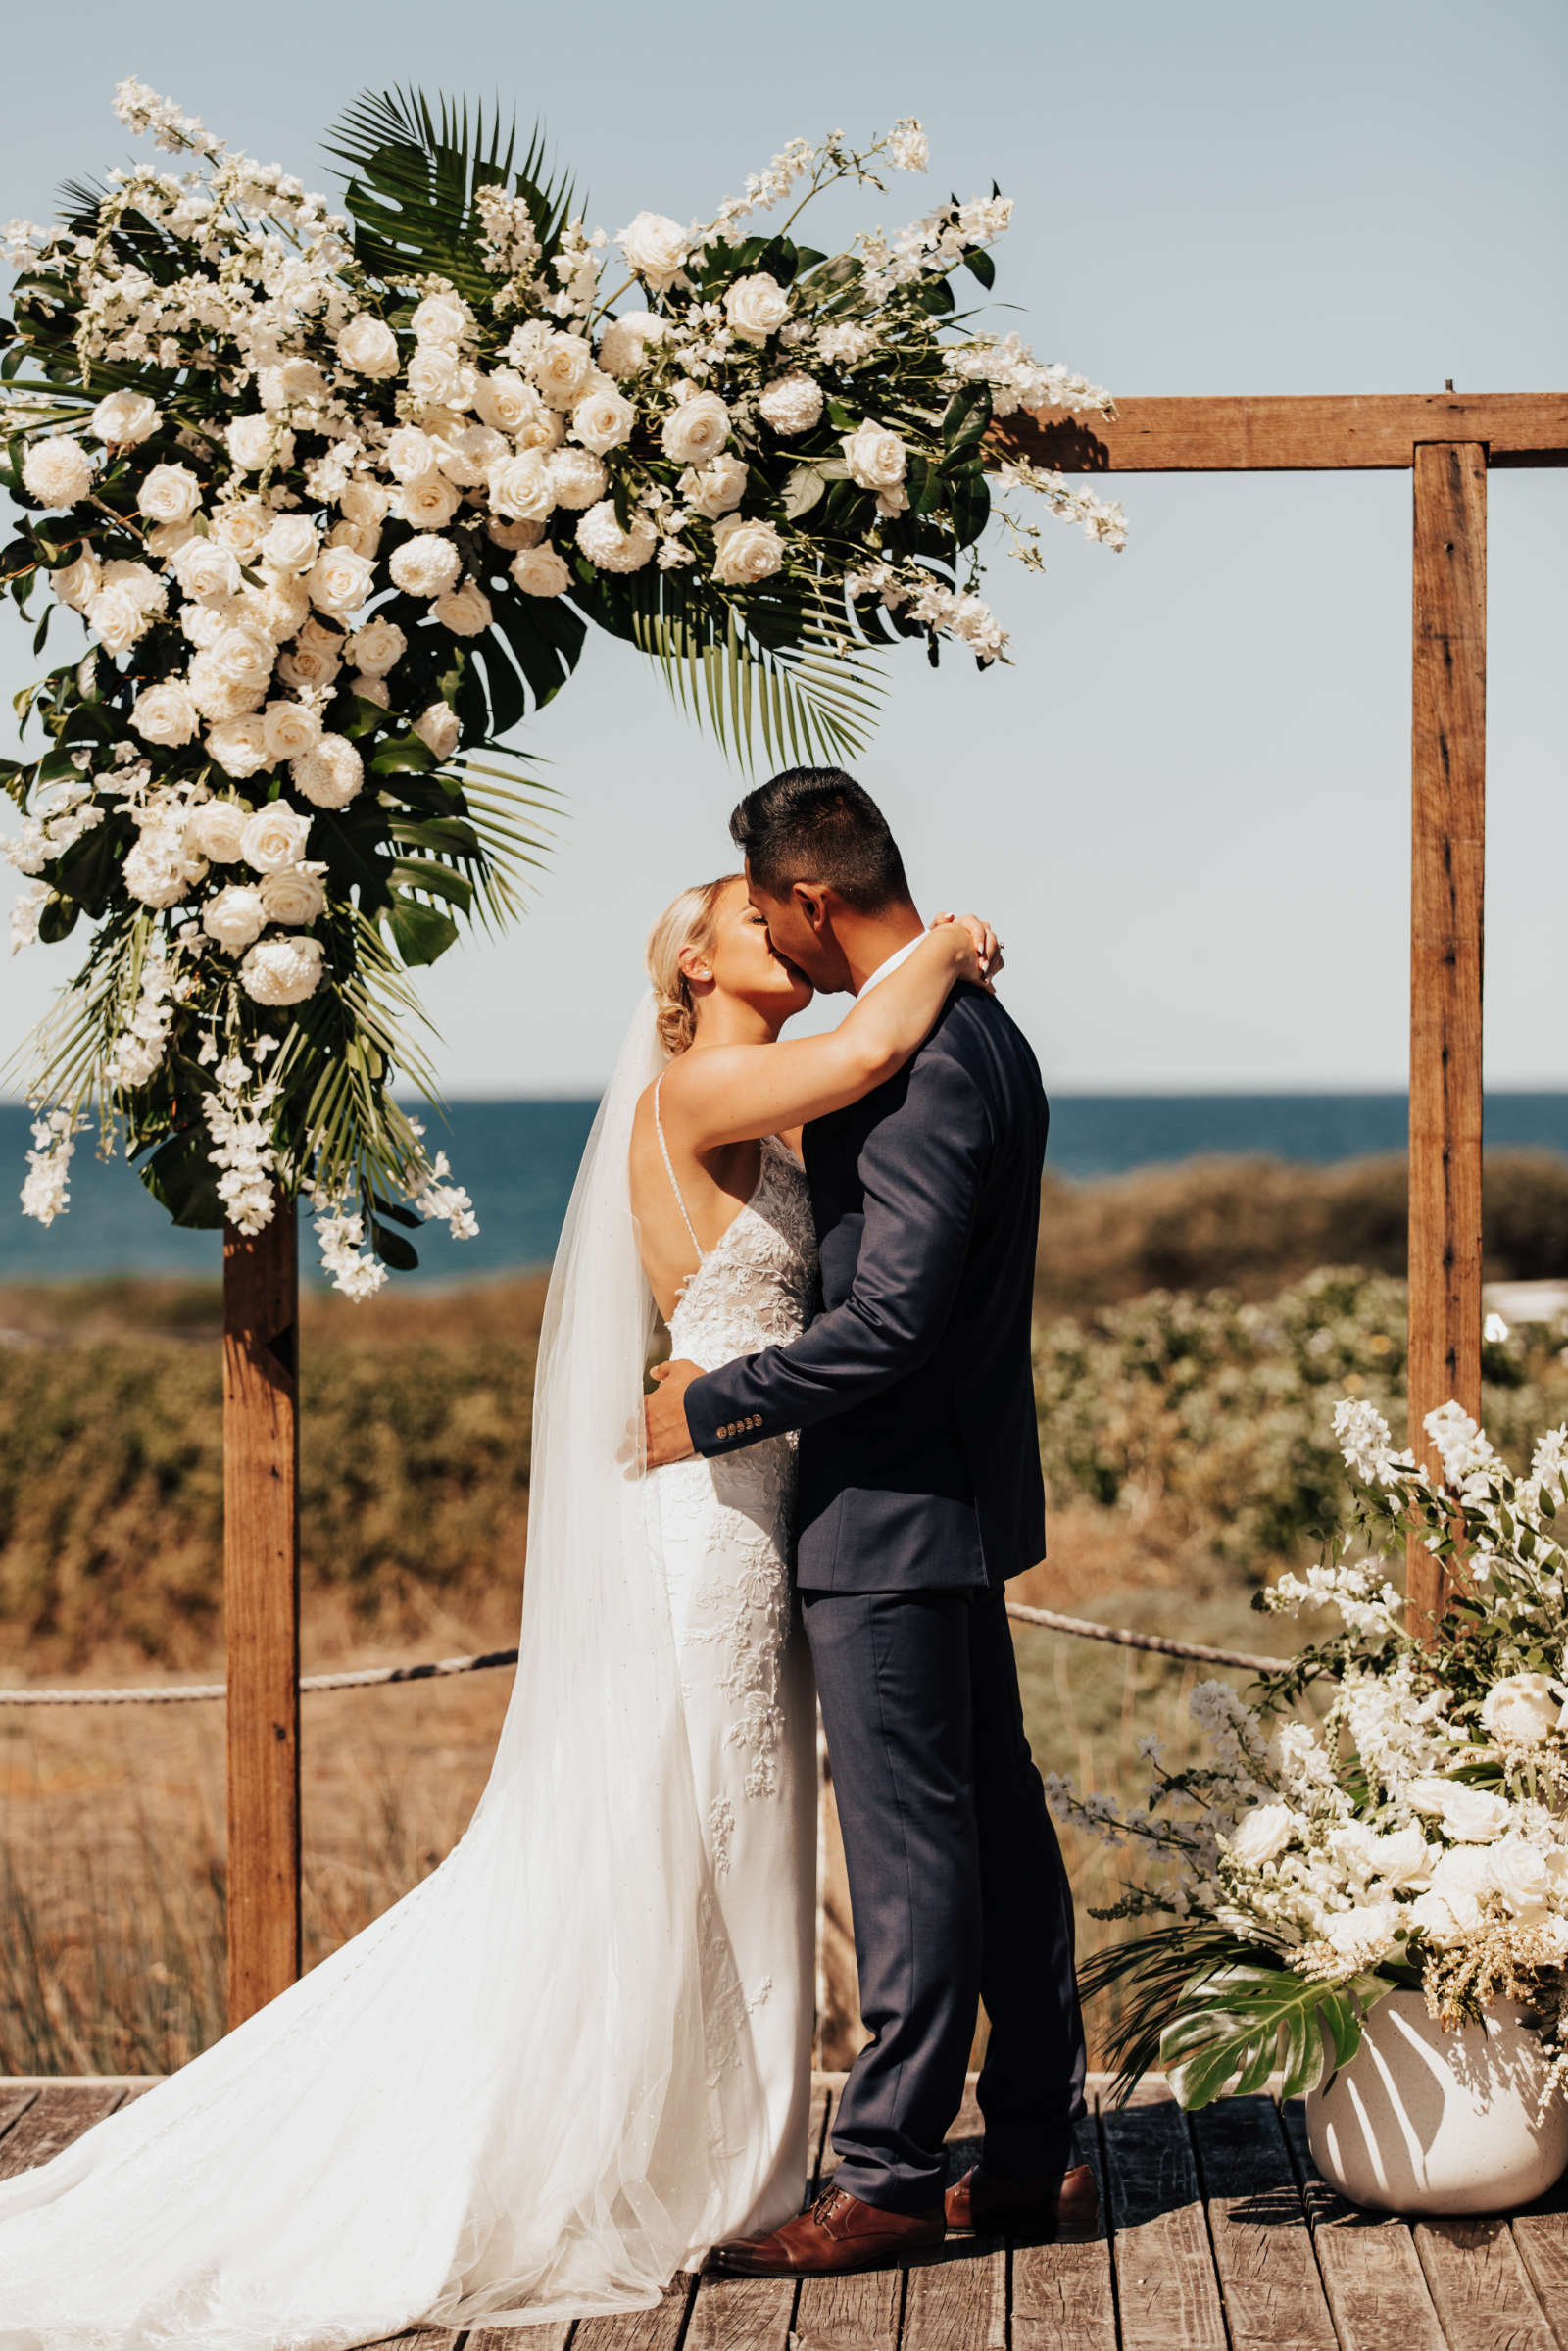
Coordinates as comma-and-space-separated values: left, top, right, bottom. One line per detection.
1334, 1396, 1402, 1483
1425, 1399, 1498, 1484
107, 940, 180, 1088
575, 500, 657, 573
817, 322, 877, 367
473, 182, 541, 283
112, 79, 220, 157
20, 1107, 85, 1224
9, 878, 50, 954
22, 435, 96, 507
202, 1054, 279, 1234
616, 212, 689, 293
403, 1139, 479, 1241
240, 934, 324, 1006
309, 1194, 388, 1298
122, 823, 192, 907
1485, 1311, 1511, 1344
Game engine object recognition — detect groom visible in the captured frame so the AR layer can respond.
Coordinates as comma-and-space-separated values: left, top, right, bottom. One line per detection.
644, 767, 1090, 2276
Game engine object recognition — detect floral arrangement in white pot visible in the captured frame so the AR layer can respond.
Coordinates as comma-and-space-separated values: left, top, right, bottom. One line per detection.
1, 82, 1124, 1293
1052, 1396, 1568, 2152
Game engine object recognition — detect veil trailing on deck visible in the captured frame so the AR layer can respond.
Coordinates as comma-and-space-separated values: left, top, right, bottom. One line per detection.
0, 997, 768, 2351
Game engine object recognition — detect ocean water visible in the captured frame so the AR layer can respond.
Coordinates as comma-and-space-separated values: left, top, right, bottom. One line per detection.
2, 1092, 1565, 1288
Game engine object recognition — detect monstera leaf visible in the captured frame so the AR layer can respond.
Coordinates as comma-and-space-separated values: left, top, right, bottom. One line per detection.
1157, 1963, 1383, 2110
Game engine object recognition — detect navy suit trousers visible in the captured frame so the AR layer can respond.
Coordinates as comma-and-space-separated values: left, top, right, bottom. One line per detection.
803, 1583, 1087, 2213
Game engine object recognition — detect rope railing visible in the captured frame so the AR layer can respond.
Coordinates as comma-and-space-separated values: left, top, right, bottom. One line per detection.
0, 1609, 1279, 1706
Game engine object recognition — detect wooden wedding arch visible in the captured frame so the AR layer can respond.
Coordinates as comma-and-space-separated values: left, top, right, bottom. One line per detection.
222, 388, 1568, 2023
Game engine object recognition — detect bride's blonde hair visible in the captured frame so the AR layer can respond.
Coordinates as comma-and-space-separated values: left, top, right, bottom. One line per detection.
646, 875, 739, 1056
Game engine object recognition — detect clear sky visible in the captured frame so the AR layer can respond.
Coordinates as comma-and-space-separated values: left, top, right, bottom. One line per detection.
2, 0, 1563, 1096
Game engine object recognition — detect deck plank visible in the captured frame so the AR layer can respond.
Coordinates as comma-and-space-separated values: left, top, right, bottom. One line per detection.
574, 2277, 697, 2351
0, 2085, 39, 2150
1101, 2078, 1227, 2351
902, 2084, 1005, 2351
465, 2324, 574, 2350
1282, 2096, 1446, 2351
1413, 2218, 1557, 2351
1012, 2111, 1117, 2351
796, 2080, 904, 2351
685, 2087, 830, 2351
1510, 2201, 1568, 2346
0, 2082, 122, 2180
1190, 2093, 1337, 2351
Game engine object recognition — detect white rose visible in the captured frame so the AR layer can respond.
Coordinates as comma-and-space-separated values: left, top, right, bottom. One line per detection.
383, 425, 435, 484
260, 514, 320, 575
399, 468, 462, 530
679, 453, 748, 520
571, 379, 635, 455
661, 390, 731, 467
347, 616, 406, 676
172, 537, 242, 604
724, 271, 790, 346
1406, 1888, 1479, 1943
1365, 1825, 1435, 1889
759, 371, 824, 436
122, 829, 190, 908
326, 517, 380, 559
208, 626, 276, 694
274, 635, 341, 694
338, 481, 393, 528
290, 734, 363, 808
1481, 1673, 1560, 1747
530, 331, 595, 412
513, 400, 565, 455
54, 550, 101, 611
335, 315, 401, 377
1321, 1900, 1402, 1964
488, 514, 545, 552
23, 436, 95, 508
411, 290, 473, 347
350, 672, 391, 708
226, 415, 293, 474
410, 347, 476, 411
1488, 1837, 1557, 1923
210, 500, 272, 563
431, 580, 492, 637
472, 368, 535, 435
547, 447, 608, 511
258, 358, 328, 411
136, 463, 202, 526
130, 680, 198, 747
574, 500, 657, 574
487, 449, 558, 523
413, 703, 461, 759
240, 804, 314, 873
841, 419, 907, 493
189, 655, 264, 722
87, 584, 148, 655
306, 547, 374, 616
90, 390, 160, 445
616, 212, 689, 294
1408, 1779, 1514, 1842
145, 518, 197, 562
260, 861, 327, 926
240, 934, 325, 1006
1227, 1802, 1298, 1868
184, 799, 251, 862
710, 514, 785, 588
181, 602, 224, 650
203, 881, 269, 953
510, 543, 573, 598
205, 717, 270, 779
598, 311, 670, 381
262, 702, 322, 763
389, 535, 463, 598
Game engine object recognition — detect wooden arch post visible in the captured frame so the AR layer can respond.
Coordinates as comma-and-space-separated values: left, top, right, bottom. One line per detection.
222, 1199, 301, 2024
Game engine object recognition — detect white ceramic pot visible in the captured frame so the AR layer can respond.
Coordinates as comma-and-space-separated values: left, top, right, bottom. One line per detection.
1306, 1990, 1568, 2215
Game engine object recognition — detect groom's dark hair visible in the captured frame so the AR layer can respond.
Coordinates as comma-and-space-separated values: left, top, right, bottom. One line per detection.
729, 767, 911, 913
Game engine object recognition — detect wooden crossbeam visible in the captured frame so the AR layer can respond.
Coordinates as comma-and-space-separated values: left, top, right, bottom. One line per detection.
994, 392, 1568, 473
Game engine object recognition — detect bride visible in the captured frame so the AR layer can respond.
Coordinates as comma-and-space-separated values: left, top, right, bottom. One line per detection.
0, 875, 994, 2351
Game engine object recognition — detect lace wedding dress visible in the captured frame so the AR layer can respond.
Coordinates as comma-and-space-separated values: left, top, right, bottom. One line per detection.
0, 1001, 819, 2351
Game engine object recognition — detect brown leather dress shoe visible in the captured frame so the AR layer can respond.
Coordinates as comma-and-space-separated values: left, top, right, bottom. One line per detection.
945, 2162, 1099, 2240
710, 2184, 946, 2276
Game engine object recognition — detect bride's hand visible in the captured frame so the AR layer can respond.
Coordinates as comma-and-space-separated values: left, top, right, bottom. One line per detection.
933, 911, 1004, 987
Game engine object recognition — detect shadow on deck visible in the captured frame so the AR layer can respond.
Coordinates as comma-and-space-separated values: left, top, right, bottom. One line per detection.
5, 2069, 1568, 2349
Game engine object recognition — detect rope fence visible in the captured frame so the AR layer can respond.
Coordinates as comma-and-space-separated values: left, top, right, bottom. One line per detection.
0, 1609, 1279, 1706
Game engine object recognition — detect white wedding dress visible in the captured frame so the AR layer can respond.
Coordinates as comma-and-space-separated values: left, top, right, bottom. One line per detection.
0, 1000, 819, 2351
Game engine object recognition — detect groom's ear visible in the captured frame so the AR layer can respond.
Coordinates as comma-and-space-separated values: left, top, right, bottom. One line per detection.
792, 880, 830, 936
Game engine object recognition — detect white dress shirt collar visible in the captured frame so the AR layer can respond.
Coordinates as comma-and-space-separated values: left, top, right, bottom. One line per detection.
856, 933, 925, 1000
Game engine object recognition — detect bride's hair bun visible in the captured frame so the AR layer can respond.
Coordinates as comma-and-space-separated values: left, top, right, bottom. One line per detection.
646, 875, 737, 1056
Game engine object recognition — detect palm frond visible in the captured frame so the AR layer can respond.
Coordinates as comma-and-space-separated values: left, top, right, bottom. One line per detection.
322, 88, 576, 300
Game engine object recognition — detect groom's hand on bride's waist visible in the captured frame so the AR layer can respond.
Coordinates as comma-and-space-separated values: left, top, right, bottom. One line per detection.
643, 1358, 703, 1468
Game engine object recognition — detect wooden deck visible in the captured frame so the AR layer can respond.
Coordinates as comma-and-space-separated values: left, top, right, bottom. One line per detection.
6, 2070, 1568, 2350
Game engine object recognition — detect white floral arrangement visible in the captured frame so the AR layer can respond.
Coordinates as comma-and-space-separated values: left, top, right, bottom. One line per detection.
1, 83, 1123, 1293
1054, 1395, 1568, 2108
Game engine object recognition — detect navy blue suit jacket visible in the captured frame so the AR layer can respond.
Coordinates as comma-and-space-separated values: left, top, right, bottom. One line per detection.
682, 983, 1048, 1592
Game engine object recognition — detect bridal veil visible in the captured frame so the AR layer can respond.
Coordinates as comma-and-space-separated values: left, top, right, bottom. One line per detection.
0, 997, 769, 2349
